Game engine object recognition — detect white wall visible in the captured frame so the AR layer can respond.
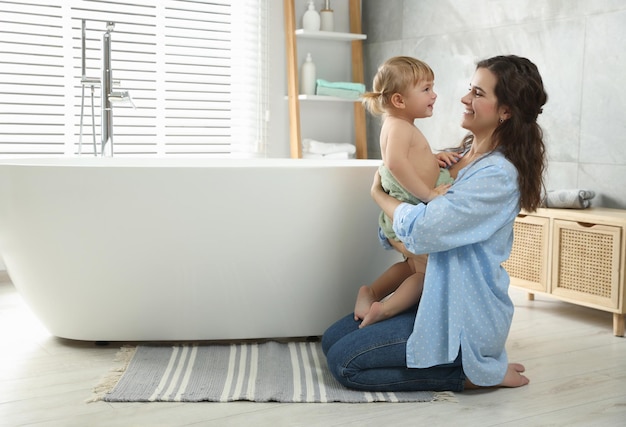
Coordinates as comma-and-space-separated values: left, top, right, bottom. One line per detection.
362, 0, 626, 208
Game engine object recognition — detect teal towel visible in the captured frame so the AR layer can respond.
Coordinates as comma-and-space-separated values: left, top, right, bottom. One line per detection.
316, 86, 362, 100
315, 79, 365, 99
316, 79, 366, 92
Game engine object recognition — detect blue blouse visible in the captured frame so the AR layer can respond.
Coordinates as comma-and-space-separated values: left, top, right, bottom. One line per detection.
391, 150, 520, 386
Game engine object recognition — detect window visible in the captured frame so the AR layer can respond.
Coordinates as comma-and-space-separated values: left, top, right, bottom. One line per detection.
0, 0, 267, 157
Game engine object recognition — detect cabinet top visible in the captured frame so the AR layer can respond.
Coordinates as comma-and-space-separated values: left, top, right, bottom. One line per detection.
522, 207, 626, 223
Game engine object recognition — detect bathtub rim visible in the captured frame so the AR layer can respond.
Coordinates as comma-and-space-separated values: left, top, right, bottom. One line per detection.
0, 156, 383, 169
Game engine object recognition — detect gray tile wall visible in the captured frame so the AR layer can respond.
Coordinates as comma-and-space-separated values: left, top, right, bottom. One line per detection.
362, 0, 626, 208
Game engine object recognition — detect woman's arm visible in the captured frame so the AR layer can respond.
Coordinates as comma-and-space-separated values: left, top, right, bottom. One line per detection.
371, 170, 402, 219
372, 171, 426, 258
393, 153, 521, 255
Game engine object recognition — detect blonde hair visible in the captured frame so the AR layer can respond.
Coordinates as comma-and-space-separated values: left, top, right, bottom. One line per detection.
362, 56, 435, 116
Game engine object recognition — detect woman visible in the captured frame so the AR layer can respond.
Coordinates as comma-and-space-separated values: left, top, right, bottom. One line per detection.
322, 55, 547, 391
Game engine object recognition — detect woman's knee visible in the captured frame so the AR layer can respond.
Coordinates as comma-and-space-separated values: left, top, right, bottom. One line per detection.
321, 331, 334, 356
324, 344, 353, 387
321, 313, 360, 355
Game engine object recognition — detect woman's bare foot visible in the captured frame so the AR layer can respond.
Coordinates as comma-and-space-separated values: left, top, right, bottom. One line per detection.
464, 363, 529, 389
354, 285, 376, 321
359, 301, 390, 328
501, 363, 529, 387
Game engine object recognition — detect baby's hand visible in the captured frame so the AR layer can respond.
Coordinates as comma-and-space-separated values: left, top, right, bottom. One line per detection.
432, 183, 451, 197
436, 151, 460, 167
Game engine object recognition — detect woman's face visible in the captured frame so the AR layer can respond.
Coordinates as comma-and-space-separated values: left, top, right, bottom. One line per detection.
461, 67, 504, 137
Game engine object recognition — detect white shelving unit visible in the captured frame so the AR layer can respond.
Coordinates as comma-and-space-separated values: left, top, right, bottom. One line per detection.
295, 29, 366, 41
296, 94, 359, 102
283, 0, 367, 159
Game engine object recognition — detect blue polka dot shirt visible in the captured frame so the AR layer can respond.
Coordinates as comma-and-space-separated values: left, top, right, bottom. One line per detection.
391, 151, 520, 386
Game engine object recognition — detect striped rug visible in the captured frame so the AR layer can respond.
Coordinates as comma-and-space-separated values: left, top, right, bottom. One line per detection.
96, 341, 445, 403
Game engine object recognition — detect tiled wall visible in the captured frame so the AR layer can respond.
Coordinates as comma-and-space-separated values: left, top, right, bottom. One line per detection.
362, 0, 626, 209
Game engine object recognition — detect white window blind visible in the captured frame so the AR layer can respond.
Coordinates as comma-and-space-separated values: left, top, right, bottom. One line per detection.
0, 0, 267, 157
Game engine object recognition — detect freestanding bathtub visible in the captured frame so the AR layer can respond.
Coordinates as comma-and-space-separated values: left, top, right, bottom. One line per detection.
0, 157, 400, 341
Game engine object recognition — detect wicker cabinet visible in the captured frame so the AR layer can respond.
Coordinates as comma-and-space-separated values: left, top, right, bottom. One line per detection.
504, 214, 550, 293
504, 208, 626, 336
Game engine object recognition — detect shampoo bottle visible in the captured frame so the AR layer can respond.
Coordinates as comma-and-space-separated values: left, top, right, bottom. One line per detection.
300, 53, 316, 95
302, 0, 320, 31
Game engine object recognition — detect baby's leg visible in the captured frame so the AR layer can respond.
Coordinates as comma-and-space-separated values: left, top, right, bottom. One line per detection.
410, 254, 427, 277
354, 260, 412, 321
359, 269, 425, 328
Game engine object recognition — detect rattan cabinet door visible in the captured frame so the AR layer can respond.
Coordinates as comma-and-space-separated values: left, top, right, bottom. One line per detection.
504, 214, 550, 292
551, 220, 621, 310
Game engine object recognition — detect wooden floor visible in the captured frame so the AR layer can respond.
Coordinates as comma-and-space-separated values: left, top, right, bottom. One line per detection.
1, 273, 625, 427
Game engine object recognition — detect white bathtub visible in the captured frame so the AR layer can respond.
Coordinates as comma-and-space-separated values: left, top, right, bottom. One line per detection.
0, 157, 399, 341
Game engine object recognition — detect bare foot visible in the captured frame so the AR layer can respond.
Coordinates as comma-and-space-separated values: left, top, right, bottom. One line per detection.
464, 363, 529, 389
359, 301, 390, 328
354, 285, 376, 321
500, 363, 529, 387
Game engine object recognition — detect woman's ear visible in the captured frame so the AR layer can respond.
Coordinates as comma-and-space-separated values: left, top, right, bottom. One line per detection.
390, 93, 405, 109
499, 105, 512, 121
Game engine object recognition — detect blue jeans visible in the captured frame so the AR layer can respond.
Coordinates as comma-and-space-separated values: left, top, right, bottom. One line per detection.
322, 307, 466, 392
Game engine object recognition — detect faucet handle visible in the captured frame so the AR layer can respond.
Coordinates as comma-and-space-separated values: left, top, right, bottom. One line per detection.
81, 76, 101, 86
109, 90, 136, 109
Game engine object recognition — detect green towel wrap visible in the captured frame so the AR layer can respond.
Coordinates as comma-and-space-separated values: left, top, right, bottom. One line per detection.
379, 164, 454, 241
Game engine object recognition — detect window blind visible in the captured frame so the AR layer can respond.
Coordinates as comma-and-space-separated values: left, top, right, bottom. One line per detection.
0, 0, 267, 157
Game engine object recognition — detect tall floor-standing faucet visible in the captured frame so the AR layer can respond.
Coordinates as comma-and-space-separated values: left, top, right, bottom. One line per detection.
78, 21, 134, 156
100, 22, 116, 156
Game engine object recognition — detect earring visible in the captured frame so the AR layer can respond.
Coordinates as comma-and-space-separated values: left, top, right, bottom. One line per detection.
499, 118, 504, 123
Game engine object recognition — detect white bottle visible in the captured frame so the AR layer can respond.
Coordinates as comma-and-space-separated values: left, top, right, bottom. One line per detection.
302, 0, 320, 31
320, 0, 334, 31
300, 53, 316, 95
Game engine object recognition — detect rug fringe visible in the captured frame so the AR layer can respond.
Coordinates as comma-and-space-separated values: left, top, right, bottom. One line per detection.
87, 345, 137, 403
432, 391, 458, 403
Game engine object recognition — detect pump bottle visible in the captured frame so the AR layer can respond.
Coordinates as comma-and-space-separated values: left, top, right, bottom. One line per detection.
300, 53, 316, 95
302, 0, 320, 31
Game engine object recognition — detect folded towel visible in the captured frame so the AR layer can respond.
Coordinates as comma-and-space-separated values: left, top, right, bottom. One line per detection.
315, 79, 365, 100
542, 189, 596, 209
315, 86, 362, 100
302, 138, 356, 155
315, 79, 366, 92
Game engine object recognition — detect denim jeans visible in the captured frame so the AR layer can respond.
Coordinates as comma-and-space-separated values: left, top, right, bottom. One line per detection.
322, 307, 466, 392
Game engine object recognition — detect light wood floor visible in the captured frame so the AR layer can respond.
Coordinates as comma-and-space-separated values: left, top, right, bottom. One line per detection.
1, 273, 625, 427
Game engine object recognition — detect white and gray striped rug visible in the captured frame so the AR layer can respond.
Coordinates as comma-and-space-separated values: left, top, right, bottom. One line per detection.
99, 341, 444, 403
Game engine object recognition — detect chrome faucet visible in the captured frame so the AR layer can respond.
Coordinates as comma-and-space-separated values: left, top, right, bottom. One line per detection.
78, 20, 135, 156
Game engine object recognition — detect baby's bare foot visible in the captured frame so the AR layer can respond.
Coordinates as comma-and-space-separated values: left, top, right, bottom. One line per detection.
359, 301, 389, 328
354, 285, 376, 321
